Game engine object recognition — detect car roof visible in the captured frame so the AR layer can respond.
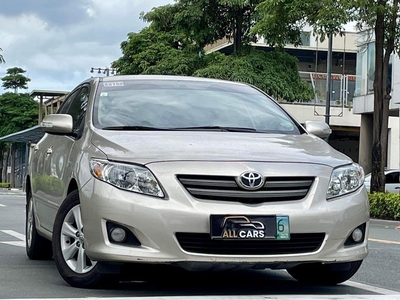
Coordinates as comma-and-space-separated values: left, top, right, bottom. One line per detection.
99, 74, 248, 86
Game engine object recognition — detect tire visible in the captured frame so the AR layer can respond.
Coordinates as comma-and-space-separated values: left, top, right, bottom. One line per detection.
287, 260, 363, 285
26, 191, 53, 260
52, 190, 107, 288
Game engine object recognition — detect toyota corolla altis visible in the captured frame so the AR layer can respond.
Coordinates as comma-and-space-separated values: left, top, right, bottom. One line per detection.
26, 75, 369, 288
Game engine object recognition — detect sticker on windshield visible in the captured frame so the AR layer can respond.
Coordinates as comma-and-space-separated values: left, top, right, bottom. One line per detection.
103, 82, 124, 87
100, 92, 108, 97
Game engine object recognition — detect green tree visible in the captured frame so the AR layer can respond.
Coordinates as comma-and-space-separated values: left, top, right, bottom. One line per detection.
2, 67, 31, 93
142, 0, 263, 53
254, 0, 400, 193
112, 26, 204, 75
112, 25, 313, 101
0, 93, 39, 183
112, 1, 314, 101
195, 48, 314, 101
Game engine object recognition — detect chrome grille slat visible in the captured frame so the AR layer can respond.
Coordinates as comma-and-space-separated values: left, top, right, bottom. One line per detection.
187, 188, 308, 199
264, 180, 313, 188
178, 175, 314, 203
179, 178, 238, 188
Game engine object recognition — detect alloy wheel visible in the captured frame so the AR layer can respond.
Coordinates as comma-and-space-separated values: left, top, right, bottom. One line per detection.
60, 204, 97, 273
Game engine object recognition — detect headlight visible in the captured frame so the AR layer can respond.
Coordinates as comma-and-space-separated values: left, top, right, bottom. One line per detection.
90, 159, 164, 198
327, 163, 364, 199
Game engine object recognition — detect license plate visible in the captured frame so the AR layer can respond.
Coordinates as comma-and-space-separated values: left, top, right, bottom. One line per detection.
210, 215, 290, 240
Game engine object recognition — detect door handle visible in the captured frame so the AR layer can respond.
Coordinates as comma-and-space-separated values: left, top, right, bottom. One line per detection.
46, 148, 53, 155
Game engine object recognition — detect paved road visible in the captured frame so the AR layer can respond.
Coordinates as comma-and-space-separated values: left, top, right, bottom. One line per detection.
0, 188, 399, 299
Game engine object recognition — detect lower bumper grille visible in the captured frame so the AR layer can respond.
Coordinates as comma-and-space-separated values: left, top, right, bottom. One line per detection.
176, 232, 325, 255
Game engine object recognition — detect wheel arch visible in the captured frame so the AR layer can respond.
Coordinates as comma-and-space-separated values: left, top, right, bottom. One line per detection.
67, 179, 79, 196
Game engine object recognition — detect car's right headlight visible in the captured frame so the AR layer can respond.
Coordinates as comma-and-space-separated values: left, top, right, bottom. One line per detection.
90, 159, 164, 198
327, 163, 364, 199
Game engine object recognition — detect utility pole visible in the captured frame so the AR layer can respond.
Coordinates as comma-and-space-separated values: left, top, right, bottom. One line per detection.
325, 33, 333, 126
90, 67, 116, 76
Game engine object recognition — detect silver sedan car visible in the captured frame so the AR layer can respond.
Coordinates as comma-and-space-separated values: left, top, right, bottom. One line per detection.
26, 75, 369, 288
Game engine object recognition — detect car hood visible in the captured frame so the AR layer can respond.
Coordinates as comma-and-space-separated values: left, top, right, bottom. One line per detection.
90, 130, 352, 167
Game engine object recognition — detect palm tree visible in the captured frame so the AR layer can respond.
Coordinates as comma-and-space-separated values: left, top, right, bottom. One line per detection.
0, 48, 5, 63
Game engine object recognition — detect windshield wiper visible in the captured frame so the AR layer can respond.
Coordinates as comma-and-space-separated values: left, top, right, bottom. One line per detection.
102, 126, 168, 131
102, 125, 258, 132
171, 126, 257, 132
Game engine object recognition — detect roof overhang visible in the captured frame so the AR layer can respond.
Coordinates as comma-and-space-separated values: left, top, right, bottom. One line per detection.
30, 90, 69, 100
0, 125, 44, 144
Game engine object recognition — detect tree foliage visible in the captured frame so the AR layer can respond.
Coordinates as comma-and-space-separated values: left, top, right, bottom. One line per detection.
112, 26, 313, 102
112, 26, 204, 76
0, 93, 39, 137
253, 0, 350, 47
2, 67, 31, 93
254, 0, 400, 192
194, 48, 314, 101
0, 92, 39, 182
112, 0, 314, 102
142, 0, 263, 52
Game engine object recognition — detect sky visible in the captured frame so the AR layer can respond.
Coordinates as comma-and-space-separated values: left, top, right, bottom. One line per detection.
0, 0, 174, 94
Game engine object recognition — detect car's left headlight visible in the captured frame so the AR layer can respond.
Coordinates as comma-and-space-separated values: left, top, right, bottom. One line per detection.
90, 159, 164, 198
327, 163, 364, 199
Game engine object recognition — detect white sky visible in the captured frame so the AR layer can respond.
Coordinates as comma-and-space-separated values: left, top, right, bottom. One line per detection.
0, 0, 174, 93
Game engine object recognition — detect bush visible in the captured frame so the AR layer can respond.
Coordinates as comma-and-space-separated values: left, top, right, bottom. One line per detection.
0, 182, 10, 188
368, 192, 400, 221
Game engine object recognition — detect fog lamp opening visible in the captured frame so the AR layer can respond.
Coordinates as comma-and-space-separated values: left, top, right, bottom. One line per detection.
351, 228, 363, 243
344, 223, 366, 246
110, 227, 127, 243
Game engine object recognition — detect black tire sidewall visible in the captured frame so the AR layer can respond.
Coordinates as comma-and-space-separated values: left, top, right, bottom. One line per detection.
25, 192, 52, 260
287, 260, 363, 285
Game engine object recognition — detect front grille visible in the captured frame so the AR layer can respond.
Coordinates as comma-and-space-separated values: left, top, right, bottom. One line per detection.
176, 233, 325, 255
177, 175, 314, 204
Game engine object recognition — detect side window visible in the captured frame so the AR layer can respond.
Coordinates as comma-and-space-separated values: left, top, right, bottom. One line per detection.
57, 89, 80, 115
66, 85, 90, 138
385, 172, 399, 184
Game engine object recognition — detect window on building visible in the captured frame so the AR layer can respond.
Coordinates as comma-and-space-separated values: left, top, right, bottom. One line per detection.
355, 42, 375, 97
367, 42, 375, 94
300, 32, 311, 46
355, 45, 367, 96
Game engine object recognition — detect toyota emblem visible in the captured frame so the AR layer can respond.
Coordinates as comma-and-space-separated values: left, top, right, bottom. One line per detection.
236, 171, 264, 190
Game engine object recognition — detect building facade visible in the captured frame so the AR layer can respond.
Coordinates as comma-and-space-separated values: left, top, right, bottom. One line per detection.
353, 30, 400, 174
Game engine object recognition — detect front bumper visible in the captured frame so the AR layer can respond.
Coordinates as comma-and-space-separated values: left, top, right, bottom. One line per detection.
80, 161, 369, 269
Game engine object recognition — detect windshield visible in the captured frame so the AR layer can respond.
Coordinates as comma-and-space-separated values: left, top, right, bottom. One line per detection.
93, 79, 301, 134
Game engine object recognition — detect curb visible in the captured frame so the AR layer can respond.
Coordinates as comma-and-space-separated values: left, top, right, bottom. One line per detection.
370, 218, 400, 227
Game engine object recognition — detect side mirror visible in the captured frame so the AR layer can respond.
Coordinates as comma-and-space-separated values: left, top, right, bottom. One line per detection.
40, 114, 73, 134
304, 121, 332, 139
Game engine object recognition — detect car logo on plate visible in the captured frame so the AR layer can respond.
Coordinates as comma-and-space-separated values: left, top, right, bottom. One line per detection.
236, 171, 264, 190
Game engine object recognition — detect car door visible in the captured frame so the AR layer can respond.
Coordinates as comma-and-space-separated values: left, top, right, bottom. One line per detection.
385, 171, 400, 193
33, 86, 88, 232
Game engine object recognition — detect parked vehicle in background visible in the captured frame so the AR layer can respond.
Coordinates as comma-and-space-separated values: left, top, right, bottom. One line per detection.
26, 75, 369, 288
364, 170, 400, 193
